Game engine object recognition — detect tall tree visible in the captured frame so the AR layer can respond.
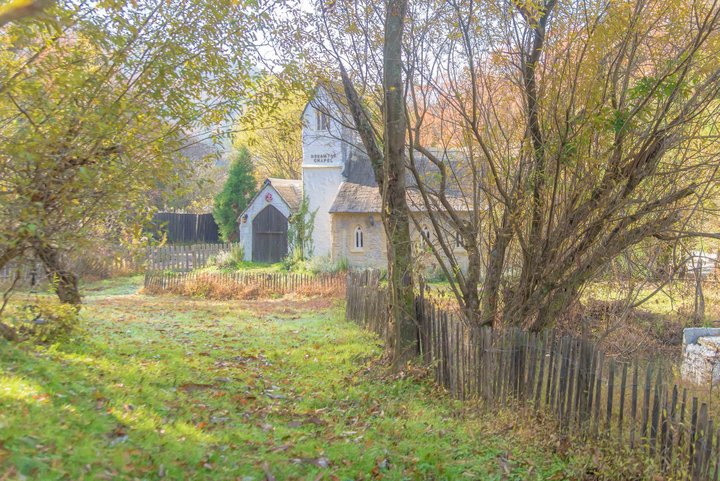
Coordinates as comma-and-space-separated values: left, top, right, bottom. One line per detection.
213, 148, 257, 242
235, 89, 306, 181
402, 0, 720, 330
319, 0, 419, 365
0, 0, 291, 306
382, 0, 417, 365
292, 0, 720, 333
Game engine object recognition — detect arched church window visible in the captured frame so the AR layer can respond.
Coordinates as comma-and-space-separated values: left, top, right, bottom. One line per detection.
315, 110, 331, 131
354, 225, 364, 249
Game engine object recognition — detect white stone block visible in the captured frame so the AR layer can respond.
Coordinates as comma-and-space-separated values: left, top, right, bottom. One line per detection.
681, 328, 720, 386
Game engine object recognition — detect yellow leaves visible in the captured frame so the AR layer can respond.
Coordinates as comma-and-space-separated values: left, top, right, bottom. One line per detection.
0, 0, 51, 27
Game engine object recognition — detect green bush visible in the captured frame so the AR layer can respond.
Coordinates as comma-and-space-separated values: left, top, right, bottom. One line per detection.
4, 301, 81, 343
306, 255, 349, 274
209, 245, 245, 270
282, 246, 305, 271
425, 264, 449, 283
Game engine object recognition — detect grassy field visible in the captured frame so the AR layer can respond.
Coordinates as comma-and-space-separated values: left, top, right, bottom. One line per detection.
0, 278, 583, 480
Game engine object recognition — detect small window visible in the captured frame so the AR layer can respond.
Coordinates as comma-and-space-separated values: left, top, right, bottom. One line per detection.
455, 232, 463, 249
315, 110, 331, 131
421, 225, 431, 247
354, 226, 364, 249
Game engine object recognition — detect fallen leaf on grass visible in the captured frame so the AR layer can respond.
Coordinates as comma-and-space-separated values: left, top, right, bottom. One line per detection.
265, 391, 286, 400
179, 383, 214, 392
270, 444, 292, 453
291, 457, 331, 468
304, 416, 326, 426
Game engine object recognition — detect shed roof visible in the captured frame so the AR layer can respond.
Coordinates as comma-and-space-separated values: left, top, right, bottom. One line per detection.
266, 178, 303, 212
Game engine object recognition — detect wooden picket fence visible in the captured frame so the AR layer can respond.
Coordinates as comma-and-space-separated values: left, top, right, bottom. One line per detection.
346, 270, 720, 481
146, 243, 238, 272
144, 270, 346, 297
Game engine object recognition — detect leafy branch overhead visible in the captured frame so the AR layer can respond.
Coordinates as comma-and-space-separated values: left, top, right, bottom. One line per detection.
0, 0, 289, 304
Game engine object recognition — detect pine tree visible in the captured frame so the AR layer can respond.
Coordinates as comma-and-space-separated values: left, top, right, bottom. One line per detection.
213, 147, 256, 241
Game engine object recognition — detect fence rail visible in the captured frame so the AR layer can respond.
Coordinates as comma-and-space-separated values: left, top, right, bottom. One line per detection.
346, 270, 720, 481
146, 243, 237, 272
144, 270, 346, 297
1, 251, 143, 285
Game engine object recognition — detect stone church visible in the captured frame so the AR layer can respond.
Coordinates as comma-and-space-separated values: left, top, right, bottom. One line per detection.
237, 88, 471, 271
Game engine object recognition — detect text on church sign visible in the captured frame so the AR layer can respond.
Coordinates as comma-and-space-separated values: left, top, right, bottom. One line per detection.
311, 152, 338, 163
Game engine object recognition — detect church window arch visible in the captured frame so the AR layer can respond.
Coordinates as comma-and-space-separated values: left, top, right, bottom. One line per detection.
354, 225, 364, 250
421, 225, 431, 247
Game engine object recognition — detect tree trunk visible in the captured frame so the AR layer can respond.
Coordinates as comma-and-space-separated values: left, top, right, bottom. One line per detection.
0, 246, 20, 273
480, 210, 512, 326
694, 258, 705, 325
384, 0, 417, 368
34, 244, 81, 305
463, 242, 482, 325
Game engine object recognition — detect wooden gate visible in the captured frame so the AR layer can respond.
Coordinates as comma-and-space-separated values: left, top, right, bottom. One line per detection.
252, 205, 288, 263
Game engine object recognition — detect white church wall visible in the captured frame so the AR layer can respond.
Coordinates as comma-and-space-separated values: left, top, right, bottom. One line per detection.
237, 184, 291, 262
304, 167, 343, 257
301, 90, 347, 258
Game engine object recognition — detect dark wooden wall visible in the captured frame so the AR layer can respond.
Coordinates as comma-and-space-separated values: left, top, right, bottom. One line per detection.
150, 213, 219, 244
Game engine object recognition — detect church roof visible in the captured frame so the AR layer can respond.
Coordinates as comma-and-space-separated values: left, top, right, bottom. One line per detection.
329, 183, 382, 213
329, 182, 472, 214
266, 178, 303, 212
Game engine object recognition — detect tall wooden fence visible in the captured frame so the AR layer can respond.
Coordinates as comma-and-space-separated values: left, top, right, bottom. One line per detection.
144, 270, 346, 297
146, 243, 237, 272
346, 271, 720, 481
0, 262, 45, 287
150, 212, 220, 244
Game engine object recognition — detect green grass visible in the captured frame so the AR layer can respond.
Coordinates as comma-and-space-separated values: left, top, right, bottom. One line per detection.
0, 279, 575, 480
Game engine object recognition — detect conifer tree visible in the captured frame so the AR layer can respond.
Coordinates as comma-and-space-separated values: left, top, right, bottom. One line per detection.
213, 148, 257, 242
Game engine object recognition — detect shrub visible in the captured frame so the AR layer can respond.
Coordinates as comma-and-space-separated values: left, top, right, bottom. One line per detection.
282, 246, 305, 271
228, 244, 245, 265
306, 255, 349, 275
425, 264, 448, 283
210, 245, 245, 270
2, 301, 81, 343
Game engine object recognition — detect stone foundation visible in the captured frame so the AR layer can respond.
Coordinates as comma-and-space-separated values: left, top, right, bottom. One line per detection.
681, 328, 720, 385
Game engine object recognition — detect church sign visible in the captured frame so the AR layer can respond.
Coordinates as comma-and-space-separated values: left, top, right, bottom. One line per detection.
310, 152, 338, 164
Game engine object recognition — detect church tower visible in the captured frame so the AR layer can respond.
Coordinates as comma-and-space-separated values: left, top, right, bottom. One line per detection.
301, 88, 348, 258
